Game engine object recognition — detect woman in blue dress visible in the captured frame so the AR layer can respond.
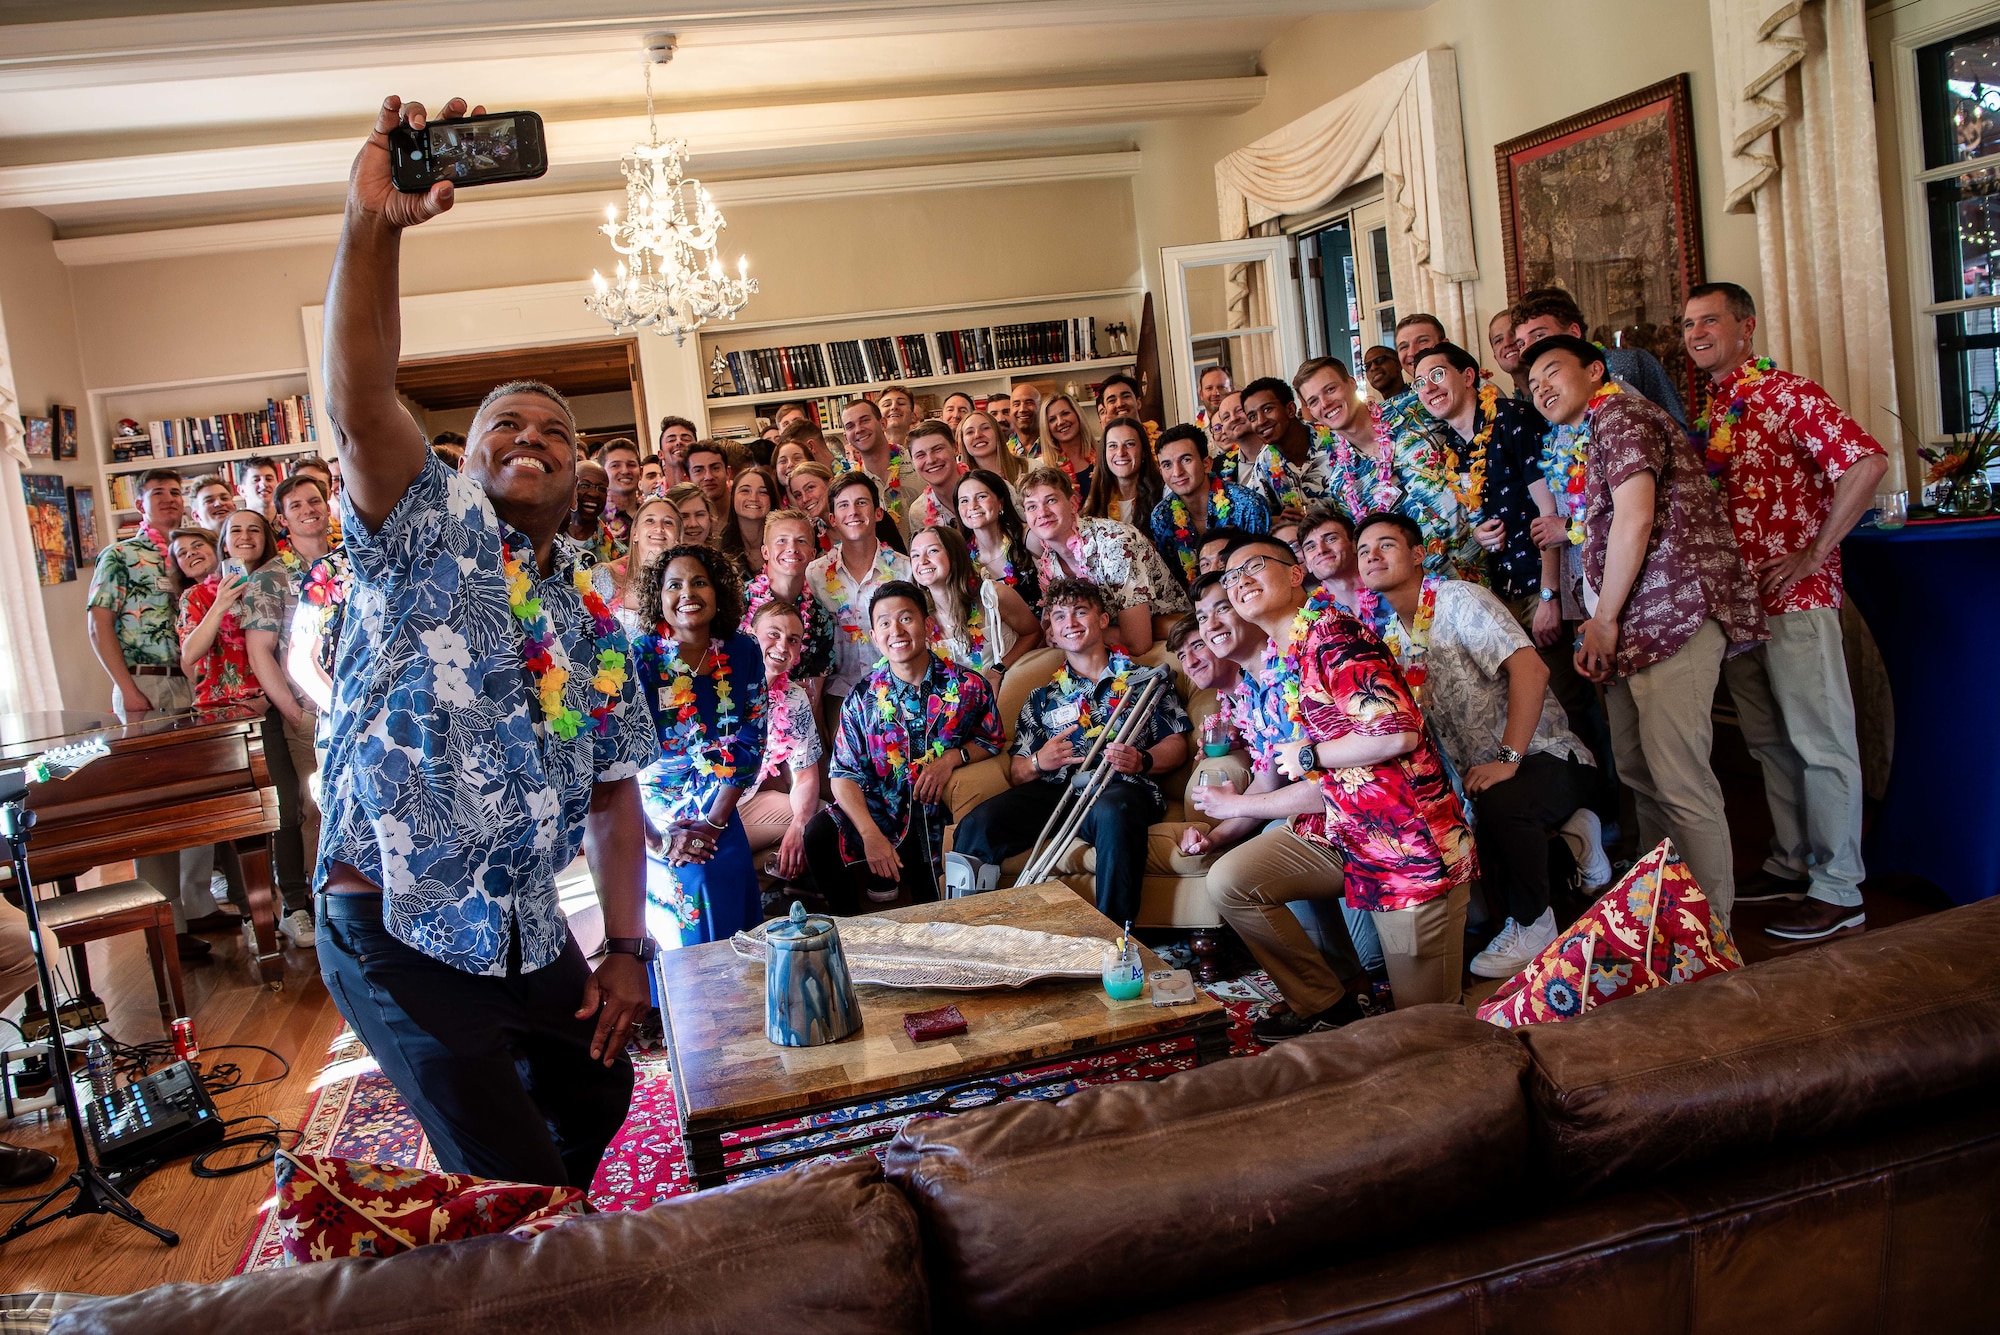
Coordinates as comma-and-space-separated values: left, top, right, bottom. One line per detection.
633, 543, 767, 947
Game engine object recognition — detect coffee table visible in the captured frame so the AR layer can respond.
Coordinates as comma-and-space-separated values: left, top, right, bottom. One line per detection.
654, 882, 1231, 1190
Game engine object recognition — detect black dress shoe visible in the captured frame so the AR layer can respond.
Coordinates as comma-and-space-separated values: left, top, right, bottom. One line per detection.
183, 911, 242, 933
0, 1140, 58, 1189
1735, 870, 1809, 903
176, 932, 213, 960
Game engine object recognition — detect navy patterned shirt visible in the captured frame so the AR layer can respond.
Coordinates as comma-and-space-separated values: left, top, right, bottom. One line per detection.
318, 454, 660, 977
1011, 652, 1192, 808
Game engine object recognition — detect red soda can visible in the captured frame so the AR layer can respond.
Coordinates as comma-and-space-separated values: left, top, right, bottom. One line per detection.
171, 1016, 198, 1062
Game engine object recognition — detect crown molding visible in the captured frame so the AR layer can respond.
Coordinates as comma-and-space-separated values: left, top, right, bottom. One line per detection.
50, 149, 1141, 266
2, 78, 1244, 211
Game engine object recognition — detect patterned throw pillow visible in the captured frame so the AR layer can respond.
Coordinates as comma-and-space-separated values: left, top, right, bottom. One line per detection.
272, 1150, 592, 1266
1477, 838, 1742, 1029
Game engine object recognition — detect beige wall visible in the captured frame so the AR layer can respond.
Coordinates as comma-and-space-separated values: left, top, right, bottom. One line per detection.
0, 209, 105, 710
67, 175, 1142, 394
1133, 0, 1763, 411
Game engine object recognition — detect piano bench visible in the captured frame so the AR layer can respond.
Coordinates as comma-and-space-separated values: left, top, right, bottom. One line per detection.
35, 880, 185, 1023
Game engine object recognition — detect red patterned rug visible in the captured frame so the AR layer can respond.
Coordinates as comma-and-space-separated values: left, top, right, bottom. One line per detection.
234, 973, 1281, 1274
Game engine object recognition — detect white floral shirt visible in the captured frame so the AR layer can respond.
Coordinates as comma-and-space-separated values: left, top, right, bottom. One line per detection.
806, 543, 914, 695
1032, 516, 1190, 617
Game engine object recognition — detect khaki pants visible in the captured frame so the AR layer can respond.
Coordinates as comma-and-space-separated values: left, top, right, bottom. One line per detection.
0, 898, 59, 1013
1370, 881, 1471, 1008
740, 789, 795, 857
130, 673, 219, 930
1213, 825, 1357, 1016
1605, 618, 1735, 922
1721, 607, 1865, 908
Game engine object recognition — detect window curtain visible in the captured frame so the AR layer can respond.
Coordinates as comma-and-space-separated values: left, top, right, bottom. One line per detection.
1214, 48, 1478, 347
0, 300, 63, 715
1709, 0, 1902, 479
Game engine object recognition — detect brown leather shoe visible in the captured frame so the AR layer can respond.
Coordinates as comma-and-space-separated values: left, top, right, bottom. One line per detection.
1765, 898, 1866, 941
0, 1140, 58, 1188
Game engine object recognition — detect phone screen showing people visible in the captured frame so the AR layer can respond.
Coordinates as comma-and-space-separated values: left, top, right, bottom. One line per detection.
390, 111, 547, 192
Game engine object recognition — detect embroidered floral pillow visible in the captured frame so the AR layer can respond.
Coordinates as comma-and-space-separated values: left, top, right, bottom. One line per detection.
272, 1150, 591, 1266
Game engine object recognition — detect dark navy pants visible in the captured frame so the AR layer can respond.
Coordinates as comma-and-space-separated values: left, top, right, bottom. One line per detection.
316, 894, 635, 1189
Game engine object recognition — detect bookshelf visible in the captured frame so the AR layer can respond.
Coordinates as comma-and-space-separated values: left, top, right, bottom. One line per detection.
697, 289, 1143, 438
87, 369, 326, 534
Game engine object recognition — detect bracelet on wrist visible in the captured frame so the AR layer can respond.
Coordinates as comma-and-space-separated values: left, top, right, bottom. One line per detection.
704, 812, 729, 830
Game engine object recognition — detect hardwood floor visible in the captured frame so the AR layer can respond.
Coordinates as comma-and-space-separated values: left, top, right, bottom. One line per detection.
0, 914, 345, 1297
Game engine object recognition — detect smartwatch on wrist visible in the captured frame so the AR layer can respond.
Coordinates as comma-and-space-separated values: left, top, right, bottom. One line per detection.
601, 936, 659, 964
1138, 747, 1155, 774
957, 745, 972, 767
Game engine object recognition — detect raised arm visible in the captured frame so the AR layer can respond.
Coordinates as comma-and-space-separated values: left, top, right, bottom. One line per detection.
324, 95, 477, 530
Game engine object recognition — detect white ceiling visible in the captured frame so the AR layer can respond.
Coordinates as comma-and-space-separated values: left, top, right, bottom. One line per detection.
0, 0, 1426, 233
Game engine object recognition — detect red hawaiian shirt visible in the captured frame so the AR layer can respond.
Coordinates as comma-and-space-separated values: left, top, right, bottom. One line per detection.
1701, 364, 1885, 617
177, 575, 262, 706
1293, 609, 1476, 913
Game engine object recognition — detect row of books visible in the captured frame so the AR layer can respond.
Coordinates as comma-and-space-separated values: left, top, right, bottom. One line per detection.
719, 345, 832, 396
107, 449, 321, 512
934, 318, 1100, 374
826, 335, 935, 386
111, 395, 316, 461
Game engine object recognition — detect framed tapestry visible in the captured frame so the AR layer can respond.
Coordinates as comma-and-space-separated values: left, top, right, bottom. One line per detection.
21, 473, 74, 585
69, 485, 101, 565
1495, 73, 1705, 409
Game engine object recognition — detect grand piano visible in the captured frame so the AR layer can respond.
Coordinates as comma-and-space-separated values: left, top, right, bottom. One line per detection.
0, 707, 285, 988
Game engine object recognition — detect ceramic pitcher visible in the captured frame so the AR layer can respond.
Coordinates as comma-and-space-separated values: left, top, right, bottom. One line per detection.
764, 902, 862, 1047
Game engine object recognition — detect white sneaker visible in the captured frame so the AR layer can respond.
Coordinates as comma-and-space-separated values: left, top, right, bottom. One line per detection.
1470, 909, 1558, 979
1560, 809, 1614, 890
281, 908, 317, 948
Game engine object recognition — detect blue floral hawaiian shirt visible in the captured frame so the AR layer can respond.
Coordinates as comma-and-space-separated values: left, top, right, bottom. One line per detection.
317, 454, 659, 977
828, 653, 1002, 862
1012, 652, 1191, 809
632, 629, 767, 831
1323, 411, 1478, 579
1147, 480, 1271, 587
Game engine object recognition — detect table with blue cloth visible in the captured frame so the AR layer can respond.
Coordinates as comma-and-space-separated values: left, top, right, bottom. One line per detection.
1841, 515, 2000, 904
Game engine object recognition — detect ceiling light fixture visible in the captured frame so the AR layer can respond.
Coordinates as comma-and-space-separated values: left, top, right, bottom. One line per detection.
585, 33, 757, 344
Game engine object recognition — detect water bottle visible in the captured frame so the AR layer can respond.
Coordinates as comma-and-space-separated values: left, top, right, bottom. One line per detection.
85, 1038, 112, 1100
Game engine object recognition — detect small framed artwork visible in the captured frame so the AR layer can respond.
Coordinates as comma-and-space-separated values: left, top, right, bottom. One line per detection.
23, 416, 52, 459
1495, 73, 1706, 411
20, 473, 74, 585
68, 485, 101, 565
52, 405, 78, 460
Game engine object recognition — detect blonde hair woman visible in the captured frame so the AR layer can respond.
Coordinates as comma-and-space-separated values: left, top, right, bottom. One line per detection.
1038, 391, 1096, 496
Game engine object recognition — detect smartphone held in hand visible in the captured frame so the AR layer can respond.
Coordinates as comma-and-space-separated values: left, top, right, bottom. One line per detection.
389, 110, 547, 193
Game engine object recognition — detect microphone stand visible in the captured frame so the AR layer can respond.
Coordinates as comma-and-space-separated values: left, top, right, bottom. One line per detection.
0, 770, 177, 1248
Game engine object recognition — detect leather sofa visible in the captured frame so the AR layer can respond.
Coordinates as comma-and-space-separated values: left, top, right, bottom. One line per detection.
55, 895, 2000, 1334
945, 645, 1252, 974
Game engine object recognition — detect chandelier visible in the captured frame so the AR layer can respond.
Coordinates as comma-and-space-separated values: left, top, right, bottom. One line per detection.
586, 47, 756, 344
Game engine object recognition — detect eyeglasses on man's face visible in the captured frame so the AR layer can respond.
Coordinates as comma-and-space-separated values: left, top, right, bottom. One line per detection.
1220, 552, 1297, 589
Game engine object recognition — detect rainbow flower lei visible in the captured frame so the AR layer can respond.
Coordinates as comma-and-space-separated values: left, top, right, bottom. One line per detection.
1332, 408, 1405, 522
503, 539, 627, 740
1446, 383, 1499, 514
873, 671, 960, 772
1694, 356, 1776, 490
1167, 479, 1236, 581
656, 632, 738, 780
1056, 650, 1135, 740
1542, 382, 1625, 546
1375, 576, 1440, 700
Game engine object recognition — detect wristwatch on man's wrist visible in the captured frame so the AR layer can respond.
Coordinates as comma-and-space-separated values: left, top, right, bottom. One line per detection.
601, 936, 659, 964
1538, 587, 1557, 603
1495, 746, 1525, 765
1292, 740, 1318, 774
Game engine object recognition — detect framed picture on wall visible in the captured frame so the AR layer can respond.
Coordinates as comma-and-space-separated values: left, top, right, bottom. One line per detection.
52, 404, 78, 460
1495, 73, 1705, 409
23, 416, 53, 459
21, 473, 74, 585
69, 485, 101, 566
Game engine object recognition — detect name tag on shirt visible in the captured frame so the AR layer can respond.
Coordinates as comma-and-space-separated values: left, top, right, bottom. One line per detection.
1044, 702, 1081, 731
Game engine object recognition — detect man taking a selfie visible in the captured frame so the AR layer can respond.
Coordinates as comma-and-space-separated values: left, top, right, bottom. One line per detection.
314, 95, 659, 1189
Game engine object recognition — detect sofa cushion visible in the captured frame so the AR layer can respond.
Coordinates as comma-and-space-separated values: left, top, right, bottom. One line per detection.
884, 1005, 1531, 1334
270, 1151, 590, 1265
52, 1158, 927, 1335
1522, 895, 2000, 1195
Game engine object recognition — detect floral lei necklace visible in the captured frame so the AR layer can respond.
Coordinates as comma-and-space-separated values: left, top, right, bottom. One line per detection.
756, 669, 798, 783
821, 547, 892, 644
1332, 409, 1403, 522
1446, 383, 1499, 514
1057, 650, 1135, 740
1694, 356, 1776, 489
1167, 479, 1235, 580
873, 666, 960, 772
1274, 601, 1317, 730
1375, 576, 1441, 700
503, 537, 627, 740
1542, 382, 1624, 546
655, 632, 739, 781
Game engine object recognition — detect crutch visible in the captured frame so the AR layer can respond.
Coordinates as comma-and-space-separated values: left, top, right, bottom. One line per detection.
1011, 673, 1150, 880
1017, 671, 1169, 886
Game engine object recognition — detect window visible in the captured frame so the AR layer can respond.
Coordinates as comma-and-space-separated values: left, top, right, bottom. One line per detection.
1293, 200, 1392, 379
1159, 236, 1308, 426
1918, 20, 2000, 433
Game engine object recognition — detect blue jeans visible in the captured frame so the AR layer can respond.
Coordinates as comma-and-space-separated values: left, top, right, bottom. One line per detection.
646, 812, 759, 948
315, 894, 634, 1189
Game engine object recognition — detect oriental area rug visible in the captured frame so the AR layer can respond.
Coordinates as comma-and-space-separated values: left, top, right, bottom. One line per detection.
234, 972, 1282, 1274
